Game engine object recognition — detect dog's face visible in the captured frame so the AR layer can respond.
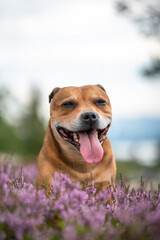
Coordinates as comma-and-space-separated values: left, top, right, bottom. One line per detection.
49, 85, 112, 164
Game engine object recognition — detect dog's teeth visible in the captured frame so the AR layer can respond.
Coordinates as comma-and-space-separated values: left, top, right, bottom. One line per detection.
73, 132, 79, 142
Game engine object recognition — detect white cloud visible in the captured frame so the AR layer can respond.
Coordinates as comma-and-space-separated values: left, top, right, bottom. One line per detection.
108, 81, 160, 118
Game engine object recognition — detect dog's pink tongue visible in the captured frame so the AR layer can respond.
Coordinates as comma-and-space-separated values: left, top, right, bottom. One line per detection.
78, 130, 103, 163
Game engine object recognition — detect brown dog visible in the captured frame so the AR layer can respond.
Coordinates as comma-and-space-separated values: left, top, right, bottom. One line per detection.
36, 84, 116, 191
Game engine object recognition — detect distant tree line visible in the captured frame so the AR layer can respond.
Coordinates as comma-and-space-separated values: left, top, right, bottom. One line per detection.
0, 86, 46, 160
115, 0, 160, 79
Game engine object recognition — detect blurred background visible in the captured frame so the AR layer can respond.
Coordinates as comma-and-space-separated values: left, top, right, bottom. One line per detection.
0, 0, 160, 182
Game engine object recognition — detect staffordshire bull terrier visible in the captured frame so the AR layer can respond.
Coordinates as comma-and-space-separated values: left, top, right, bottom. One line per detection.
36, 84, 116, 191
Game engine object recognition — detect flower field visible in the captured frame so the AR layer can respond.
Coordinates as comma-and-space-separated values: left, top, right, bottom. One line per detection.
0, 160, 160, 240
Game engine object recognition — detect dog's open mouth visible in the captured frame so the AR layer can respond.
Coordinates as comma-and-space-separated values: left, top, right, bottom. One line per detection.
57, 124, 110, 164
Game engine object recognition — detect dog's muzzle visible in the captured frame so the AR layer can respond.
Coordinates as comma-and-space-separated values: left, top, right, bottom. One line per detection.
55, 112, 111, 164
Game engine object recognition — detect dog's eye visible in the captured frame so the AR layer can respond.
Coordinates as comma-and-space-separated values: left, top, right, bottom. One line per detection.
95, 99, 107, 106
61, 102, 76, 108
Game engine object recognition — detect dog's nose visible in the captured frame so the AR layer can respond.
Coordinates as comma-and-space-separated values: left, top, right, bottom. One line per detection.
81, 112, 98, 124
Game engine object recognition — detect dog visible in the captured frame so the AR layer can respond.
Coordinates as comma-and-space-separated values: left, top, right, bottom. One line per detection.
36, 84, 116, 191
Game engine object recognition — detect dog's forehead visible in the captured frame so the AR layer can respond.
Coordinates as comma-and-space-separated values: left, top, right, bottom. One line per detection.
54, 85, 108, 101
81, 85, 107, 97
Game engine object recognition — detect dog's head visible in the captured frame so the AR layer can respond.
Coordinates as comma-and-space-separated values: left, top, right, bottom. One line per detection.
49, 85, 112, 164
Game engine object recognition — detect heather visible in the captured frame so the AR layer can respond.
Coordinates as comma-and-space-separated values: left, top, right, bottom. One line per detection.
0, 160, 160, 240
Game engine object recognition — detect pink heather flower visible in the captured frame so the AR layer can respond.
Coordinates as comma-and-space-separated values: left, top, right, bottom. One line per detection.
0, 160, 160, 240
85, 181, 96, 196
0, 173, 8, 185
63, 225, 77, 240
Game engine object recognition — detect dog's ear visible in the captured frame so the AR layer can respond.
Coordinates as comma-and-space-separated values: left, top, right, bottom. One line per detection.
96, 84, 106, 92
49, 87, 61, 103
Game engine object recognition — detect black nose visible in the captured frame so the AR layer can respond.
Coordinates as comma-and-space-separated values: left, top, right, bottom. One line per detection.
81, 112, 98, 124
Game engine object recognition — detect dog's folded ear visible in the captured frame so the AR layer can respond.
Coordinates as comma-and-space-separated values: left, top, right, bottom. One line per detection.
96, 84, 106, 92
49, 87, 61, 103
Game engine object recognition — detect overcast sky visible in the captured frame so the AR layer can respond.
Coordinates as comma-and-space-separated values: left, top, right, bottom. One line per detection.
0, 0, 160, 120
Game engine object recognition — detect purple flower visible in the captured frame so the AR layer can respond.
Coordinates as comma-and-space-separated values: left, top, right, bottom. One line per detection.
63, 225, 77, 240
85, 181, 96, 196
0, 159, 160, 240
